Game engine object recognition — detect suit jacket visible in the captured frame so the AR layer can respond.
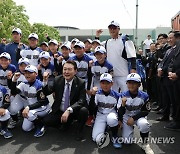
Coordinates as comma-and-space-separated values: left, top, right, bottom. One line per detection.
43, 75, 87, 113
169, 41, 180, 78
160, 47, 176, 76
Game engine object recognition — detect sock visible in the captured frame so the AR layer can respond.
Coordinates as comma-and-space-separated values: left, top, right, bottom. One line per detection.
110, 125, 119, 138
140, 132, 149, 144
1, 120, 9, 130
11, 114, 18, 122
33, 117, 43, 129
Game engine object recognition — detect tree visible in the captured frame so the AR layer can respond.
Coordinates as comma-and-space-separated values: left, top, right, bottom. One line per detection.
0, 0, 31, 43
0, 0, 60, 44
31, 23, 60, 44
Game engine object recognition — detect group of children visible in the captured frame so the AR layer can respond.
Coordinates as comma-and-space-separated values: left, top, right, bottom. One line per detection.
0, 33, 153, 154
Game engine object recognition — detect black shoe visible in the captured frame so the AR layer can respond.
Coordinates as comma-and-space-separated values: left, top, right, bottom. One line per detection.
164, 122, 180, 131
75, 131, 85, 141
156, 116, 169, 121
152, 106, 161, 111
58, 124, 70, 132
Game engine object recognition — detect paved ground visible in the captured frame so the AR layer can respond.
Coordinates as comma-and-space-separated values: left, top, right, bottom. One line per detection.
0, 98, 180, 154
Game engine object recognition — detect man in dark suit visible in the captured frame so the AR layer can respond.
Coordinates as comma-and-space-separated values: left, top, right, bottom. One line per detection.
165, 35, 180, 131
153, 34, 171, 112
42, 60, 88, 140
156, 31, 178, 121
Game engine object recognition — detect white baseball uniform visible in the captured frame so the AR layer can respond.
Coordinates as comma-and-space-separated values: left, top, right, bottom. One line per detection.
117, 90, 151, 144
9, 79, 50, 131
92, 89, 120, 143
91, 60, 113, 89
20, 47, 42, 66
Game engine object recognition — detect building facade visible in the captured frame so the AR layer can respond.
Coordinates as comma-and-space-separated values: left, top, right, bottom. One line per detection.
54, 26, 171, 48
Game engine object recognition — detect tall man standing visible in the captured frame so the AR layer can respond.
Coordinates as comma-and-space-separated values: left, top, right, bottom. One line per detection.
96, 21, 136, 92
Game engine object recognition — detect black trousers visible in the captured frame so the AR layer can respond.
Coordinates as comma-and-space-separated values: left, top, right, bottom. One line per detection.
43, 107, 88, 132
156, 76, 163, 108
146, 76, 158, 102
161, 77, 176, 118
173, 80, 180, 123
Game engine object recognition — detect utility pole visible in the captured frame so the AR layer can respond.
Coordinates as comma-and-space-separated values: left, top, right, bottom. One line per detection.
135, 0, 138, 50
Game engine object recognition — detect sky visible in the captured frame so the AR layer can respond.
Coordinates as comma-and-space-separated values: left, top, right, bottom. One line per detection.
13, 0, 180, 29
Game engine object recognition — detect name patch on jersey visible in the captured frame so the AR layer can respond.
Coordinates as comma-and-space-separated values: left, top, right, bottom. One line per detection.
24, 91, 36, 98
98, 101, 115, 109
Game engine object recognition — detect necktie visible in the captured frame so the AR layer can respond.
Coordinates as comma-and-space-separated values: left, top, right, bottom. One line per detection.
64, 83, 70, 111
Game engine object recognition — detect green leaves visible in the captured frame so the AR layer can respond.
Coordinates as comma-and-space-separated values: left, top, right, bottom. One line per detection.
31, 23, 60, 44
0, 0, 60, 44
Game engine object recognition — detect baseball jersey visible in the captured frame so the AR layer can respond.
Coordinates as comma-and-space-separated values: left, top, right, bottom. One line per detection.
103, 35, 136, 77
85, 51, 96, 62
95, 89, 120, 114
117, 90, 149, 118
71, 54, 92, 79
12, 79, 49, 108
49, 51, 62, 65
0, 85, 10, 108
5, 42, 27, 68
20, 47, 42, 66
91, 60, 113, 88
38, 62, 56, 82
0, 64, 16, 87
61, 56, 70, 66
16, 72, 27, 86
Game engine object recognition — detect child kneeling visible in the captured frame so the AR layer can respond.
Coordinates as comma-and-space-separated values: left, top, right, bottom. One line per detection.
118, 73, 154, 154
91, 73, 122, 149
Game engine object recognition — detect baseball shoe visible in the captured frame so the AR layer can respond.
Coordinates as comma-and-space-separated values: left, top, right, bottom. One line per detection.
8, 119, 18, 129
34, 126, 45, 138
141, 143, 154, 154
112, 138, 122, 149
0, 129, 13, 139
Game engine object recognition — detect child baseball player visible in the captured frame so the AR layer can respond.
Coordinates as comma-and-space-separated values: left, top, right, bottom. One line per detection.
37, 51, 57, 87
10, 65, 51, 137
54, 42, 71, 75
40, 42, 49, 52
117, 73, 154, 154
0, 52, 16, 94
71, 41, 93, 91
91, 73, 122, 149
84, 39, 96, 62
86, 46, 113, 126
0, 85, 12, 138
91, 39, 101, 51
91, 46, 113, 89
17, 33, 42, 66
7, 57, 30, 129
48, 39, 61, 65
